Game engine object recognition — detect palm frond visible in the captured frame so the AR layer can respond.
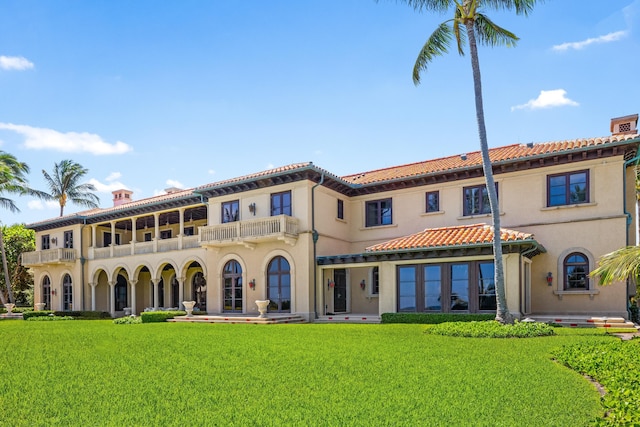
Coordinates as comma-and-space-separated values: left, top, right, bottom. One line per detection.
590, 246, 640, 286
481, 0, 539, 16
413, 21, 454, 85
474, 13, 519, 47
394, 0, 453, 13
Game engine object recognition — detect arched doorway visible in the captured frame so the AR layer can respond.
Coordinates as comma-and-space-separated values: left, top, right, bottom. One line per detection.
192, 272, 206, 312
115, 274, 128, 311
267, 256, 291, 313
42, 276, 51, 310
223, 260, 242, 313
62, 274, 73, 311
171, 275, 179, 308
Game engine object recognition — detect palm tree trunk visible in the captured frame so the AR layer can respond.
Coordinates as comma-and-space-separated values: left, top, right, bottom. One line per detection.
466, 23, 512, 324
0, 228, 14, 304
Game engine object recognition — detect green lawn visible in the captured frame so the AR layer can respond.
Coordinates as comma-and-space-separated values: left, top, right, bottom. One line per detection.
0, 321, 612, 426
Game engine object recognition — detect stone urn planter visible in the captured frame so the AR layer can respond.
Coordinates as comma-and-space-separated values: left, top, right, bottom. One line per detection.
34, 303, 46, 311
182, 301, 196, 317
4, 303, 15, 313
255, 300, 270, 318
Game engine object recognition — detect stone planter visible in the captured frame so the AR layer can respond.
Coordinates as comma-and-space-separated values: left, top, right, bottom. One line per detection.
4, 303, 15, 313
182, 301, 196, 317
255, 300, 270, 318
34, 303, 46, 311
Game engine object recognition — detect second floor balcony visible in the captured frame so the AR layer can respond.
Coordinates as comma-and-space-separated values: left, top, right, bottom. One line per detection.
199, 215, 299, 249
21, 248, 77, 267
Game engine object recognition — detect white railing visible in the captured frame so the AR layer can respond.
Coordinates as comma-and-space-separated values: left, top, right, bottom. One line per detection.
113, 245, 131, 257
182, 235, 199, 249
199, 215, 298, 245
158, 237, 179, 252
21, 248, 77, 266
93, 247, 111, 260
134, 241, 154, 255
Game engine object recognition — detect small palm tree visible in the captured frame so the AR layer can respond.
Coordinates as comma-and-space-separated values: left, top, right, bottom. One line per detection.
393, 0, 540, 323
591, 246, 640, 287
42, 160, 100, 217
0, 151, 46, 304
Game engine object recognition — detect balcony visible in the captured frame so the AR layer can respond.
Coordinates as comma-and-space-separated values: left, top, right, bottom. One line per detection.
21, 248, 77, 267
198, 215, 299, 249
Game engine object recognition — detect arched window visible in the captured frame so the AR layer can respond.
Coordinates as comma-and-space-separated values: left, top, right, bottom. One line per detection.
267, 256, 291, 313
223, 260, 242, 312
192, 272, 206, 312
62, 274, 73, 311
564, 253, 589, 290
115, 275, 128, 311
42, 276, 51, 310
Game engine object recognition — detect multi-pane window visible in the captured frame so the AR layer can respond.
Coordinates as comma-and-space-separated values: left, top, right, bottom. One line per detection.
144, 232, 152, 242
548, 170, 589, 207
63, 231, 73, 249
463, 184, 497, 216
271, 191, 292, 216
103, 232, 121, 246
426, 191, 439, 213
160, 230, 172, 240
115, 275, 127, 311
221, 200, 239, 223
41, 235, 50, 250
365, 198, 392, 227
371, 266, 379, 295
62, 274, 73, 311
192, 272, 207, 312
564, 253, 589, 290
183, 226, 194, 236
42, 276, 51, 310
337, 199, 344, 220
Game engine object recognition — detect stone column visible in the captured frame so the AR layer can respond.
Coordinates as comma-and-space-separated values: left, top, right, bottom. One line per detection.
153, 213, 160, 253
89, 282, 97, 311
108, 280, 115, 316
178, 208, 185, 249
110, 221, 116, 257
152, 278, 160, 309
131, 217, 137, 255
177, 276, 185, 310
129, 279, 138, 315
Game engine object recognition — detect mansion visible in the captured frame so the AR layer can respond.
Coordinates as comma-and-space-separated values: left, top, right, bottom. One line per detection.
22, 114, 640, 322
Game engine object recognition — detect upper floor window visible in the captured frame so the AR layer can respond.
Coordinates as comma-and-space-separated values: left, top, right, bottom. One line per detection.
271, 191, 292, 216
64, 230, 73, 249
221, 200, 239, 223
337, 199, 344, 220
366, 198, 392, 227
564, 252, 589, 290
160, 230, 172, 240
426, 191, 439, 213
463, 184, 497, 216
104, 232, 121, 246
183, 226, 194, 236
548, 170, 589, 207
41, 235, 50, 250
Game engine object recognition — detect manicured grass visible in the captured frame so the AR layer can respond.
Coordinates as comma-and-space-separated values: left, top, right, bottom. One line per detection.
0, 321, 613, 426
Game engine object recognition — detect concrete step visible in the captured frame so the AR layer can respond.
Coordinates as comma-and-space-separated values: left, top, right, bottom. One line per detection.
528, 315, 638, 330
168, 314, 306, 324
315, 315, 381, 324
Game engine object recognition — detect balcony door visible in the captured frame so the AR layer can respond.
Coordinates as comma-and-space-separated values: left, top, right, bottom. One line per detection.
223, 260, 243, 313
333, 269, 347, 313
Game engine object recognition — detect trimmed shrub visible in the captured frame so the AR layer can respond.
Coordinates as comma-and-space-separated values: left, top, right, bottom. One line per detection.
26, 315, 74, 321
23, 310, 55, 319
140, 311, 186, 323
113, 316, 142, 325
54, 311, 111, 320
381, 312, 495, 324
427, 320, 556, 338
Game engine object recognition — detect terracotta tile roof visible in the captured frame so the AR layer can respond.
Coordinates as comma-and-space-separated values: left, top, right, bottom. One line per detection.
366, 223, 535, 252
342, 133, 640, 185
196, 162, 313, 190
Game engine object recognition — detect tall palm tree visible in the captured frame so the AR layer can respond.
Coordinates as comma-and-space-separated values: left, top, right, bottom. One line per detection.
42, 160, 100, 217
395, 0, 539, 323
0, 151, 46, 304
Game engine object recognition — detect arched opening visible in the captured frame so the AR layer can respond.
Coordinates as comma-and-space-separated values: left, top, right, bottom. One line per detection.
192, 272, 206, 312
62, 274, 73, 311
223, 260, 242, 313
267, 256, 291, 313
42, 276, 51, 310
115, 274, 128, 311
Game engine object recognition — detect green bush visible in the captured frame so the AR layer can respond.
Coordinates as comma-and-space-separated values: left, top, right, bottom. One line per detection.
140, 311, 186, 323
628, 303, 639, 324
427, 320, 556, 338
26, 315, 74, 321
113, 316, 142, 325
554, 339, 640, 426
23, 311, 55, 319
54, 311, 111, 320
381, 312, 495, 324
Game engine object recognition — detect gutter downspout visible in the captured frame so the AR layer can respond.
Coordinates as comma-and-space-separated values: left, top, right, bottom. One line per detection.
80, 217, 87, 311
623, 152, 640, 246
311, 173, 324, 320
519, 242, 544, 317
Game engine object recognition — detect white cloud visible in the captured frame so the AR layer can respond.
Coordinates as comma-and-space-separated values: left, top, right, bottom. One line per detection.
105, 172, 122, 182
511, 89, 579, 111
27, 200, 58, 210
0, 55, 34, 71
552, 30, 627, 52
166, 179, 184, 189
0, 123, 133, 155
88, 178, 129, 193
153, 189, 167, 196
208, 169, 216, 175
266, 163, 275, 170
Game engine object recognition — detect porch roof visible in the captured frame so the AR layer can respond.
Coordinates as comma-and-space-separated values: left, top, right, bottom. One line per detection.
317, 223, 545, 265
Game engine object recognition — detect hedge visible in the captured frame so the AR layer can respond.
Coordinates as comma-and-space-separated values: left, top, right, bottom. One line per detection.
140, 311, 186, 323
381, 313, 495, 324
23, 310, 111, 320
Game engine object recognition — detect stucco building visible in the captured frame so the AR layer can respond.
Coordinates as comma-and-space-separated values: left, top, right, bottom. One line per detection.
22, 115, 640, 322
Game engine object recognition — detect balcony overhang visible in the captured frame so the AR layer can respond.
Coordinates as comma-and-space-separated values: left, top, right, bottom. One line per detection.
21, 248, 78, 267
198, 215, 299, 249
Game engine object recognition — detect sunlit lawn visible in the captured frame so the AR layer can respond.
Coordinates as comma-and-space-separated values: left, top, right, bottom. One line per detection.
0, 321, 611, 426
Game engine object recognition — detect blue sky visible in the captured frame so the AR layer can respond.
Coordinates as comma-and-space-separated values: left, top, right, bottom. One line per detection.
0, 0, 638, 225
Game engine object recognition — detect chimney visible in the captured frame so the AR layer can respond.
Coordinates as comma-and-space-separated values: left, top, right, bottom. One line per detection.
112, 189, 133, 207
611, 114, 638, 136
